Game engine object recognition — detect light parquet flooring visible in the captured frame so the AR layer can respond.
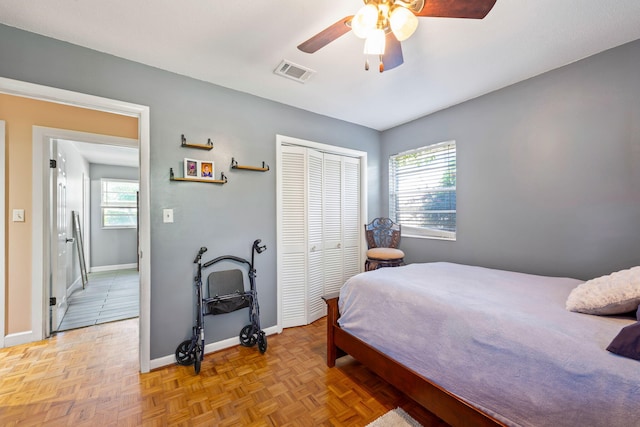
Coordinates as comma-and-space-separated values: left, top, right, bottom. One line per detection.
0, 317, 450, 427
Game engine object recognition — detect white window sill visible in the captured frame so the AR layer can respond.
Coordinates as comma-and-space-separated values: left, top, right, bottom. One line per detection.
401, 226, 456, 241
403, 233, 456, 242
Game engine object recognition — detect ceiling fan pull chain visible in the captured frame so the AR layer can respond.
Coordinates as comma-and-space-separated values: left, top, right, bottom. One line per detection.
379, 55, 384, 73
365, 58, 370, 71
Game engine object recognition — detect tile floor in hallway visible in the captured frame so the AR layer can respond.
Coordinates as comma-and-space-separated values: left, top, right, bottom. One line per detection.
58, 268, 139, 331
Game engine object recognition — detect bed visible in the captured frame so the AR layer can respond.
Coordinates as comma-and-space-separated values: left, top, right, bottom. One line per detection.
323, 262, 640, 427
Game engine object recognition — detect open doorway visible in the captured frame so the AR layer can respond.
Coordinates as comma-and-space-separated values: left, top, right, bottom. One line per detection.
1, 76, 151, 373
32, 126, 148, 360
49, 137, 140, 333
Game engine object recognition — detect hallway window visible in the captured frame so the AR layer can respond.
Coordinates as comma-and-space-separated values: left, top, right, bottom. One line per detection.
101, 179, 139, 228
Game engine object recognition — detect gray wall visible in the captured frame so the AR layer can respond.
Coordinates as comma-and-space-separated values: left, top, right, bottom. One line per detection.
4, 22, 638, 359
381, 39, 640, 281
90, 164, 139, 268
0, 24, 381, 359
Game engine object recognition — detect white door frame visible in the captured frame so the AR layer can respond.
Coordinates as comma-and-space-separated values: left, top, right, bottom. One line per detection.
275, 134, 368, 332
82, 174, 91, 270
0, 76, 151, 373
37, 129, 139, 337
0, 120, 5, 348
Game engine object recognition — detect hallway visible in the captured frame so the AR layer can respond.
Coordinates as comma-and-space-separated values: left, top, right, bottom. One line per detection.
58, 269, 139, 331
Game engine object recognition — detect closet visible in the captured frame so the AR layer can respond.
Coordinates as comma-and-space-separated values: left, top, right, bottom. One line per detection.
279, 142, 363, 328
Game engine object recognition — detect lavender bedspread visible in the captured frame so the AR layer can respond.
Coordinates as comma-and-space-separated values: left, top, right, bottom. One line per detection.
338, 262, 640, 427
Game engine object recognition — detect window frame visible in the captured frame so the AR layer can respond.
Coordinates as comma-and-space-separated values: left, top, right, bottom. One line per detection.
100, 178, 139, 229
389, 140, 457, 241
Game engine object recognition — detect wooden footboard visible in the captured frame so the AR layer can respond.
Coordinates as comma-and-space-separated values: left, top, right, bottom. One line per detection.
323, 294, 506, 427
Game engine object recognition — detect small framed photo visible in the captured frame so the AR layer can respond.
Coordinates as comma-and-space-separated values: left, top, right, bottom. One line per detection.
184, 158, 199, 178
200, 160, 215, 179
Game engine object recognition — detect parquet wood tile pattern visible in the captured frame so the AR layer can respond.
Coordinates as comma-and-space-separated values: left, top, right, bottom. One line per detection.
0, 318, 450, 426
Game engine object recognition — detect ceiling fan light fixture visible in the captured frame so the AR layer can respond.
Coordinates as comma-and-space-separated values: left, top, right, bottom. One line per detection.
352, 3, 378, 39
363, 28, 386, 55
390, 6, 418, 41
297, 0, 496, 72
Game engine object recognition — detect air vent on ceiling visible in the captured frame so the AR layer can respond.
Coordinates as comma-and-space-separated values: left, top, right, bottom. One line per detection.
274, 60, 315, 83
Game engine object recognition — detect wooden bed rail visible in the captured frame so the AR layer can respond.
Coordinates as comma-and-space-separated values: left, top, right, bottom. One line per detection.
322, 293, 345, 366
322, 294, 506, 427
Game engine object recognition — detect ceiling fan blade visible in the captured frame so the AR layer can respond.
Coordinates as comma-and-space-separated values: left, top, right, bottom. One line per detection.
297, 16, 354, 53
415, 0, 497, 19
381, 32, 403, 72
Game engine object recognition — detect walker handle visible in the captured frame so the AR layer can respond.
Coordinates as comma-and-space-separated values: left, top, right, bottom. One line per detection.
253, 239, 266, 254
194, 247, 207, 263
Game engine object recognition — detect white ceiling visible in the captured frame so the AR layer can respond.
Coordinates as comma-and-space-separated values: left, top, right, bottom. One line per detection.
1, 0, 640, 131
63, 140, 139, 168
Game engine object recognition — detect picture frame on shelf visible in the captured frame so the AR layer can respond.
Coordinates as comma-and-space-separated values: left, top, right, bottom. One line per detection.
184, 158, 199, 178
200, 161, 215, 179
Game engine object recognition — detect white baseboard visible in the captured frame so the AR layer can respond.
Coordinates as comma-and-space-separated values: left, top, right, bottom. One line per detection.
4, 330, 35, 347
149, 325, 280, 371
90, 263, 137, 273
67, 276, 83, 295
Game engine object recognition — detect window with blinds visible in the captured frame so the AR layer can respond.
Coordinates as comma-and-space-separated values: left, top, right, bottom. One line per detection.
101, 179, 139, 228
389, 141, 456, 240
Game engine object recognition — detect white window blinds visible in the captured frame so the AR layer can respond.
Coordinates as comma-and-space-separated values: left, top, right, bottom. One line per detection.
389, 141, 456, 240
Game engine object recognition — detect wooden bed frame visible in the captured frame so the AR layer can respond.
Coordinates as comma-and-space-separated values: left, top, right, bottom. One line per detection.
323, 294, 507, 427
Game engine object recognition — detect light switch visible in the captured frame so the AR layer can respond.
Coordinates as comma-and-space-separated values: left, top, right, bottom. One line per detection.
163, 209, 174, 223
12, 209, 25, 222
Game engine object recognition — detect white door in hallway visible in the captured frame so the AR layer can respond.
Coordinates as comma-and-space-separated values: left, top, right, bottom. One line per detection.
49, 141, 70, 334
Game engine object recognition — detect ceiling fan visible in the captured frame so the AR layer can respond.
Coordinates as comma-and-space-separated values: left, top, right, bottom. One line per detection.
297, 0, 497, 72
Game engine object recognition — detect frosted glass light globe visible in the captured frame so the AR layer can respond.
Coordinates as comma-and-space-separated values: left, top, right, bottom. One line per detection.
352, 4, 379, 39
390, 7, 418, 41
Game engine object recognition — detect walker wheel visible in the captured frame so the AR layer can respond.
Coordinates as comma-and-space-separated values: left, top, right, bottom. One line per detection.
175, 340, 195, 366
239, 325, 257, 347
258, 331, 267, 354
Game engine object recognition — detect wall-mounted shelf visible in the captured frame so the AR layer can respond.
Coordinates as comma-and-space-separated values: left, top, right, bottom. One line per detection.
181, 134, 213, 150
231, 157, 269, 172
170, 168, 227, 184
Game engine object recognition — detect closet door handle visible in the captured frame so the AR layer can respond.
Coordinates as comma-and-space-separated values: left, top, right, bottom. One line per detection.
336, 243, 341, 249
310, 245, 316, 252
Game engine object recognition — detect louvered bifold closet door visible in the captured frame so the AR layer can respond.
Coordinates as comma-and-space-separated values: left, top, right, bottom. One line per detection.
322, 153, 344, 295
342, 156, 361, 281
280, 145, 308, 328
307, 150, 325, 324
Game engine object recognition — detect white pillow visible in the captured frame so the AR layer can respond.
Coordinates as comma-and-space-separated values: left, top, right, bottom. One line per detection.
566, 266, 640, 315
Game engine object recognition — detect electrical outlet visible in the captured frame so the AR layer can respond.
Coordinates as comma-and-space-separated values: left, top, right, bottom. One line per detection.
163, 209, 174, 223
12, 209, 25, 222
